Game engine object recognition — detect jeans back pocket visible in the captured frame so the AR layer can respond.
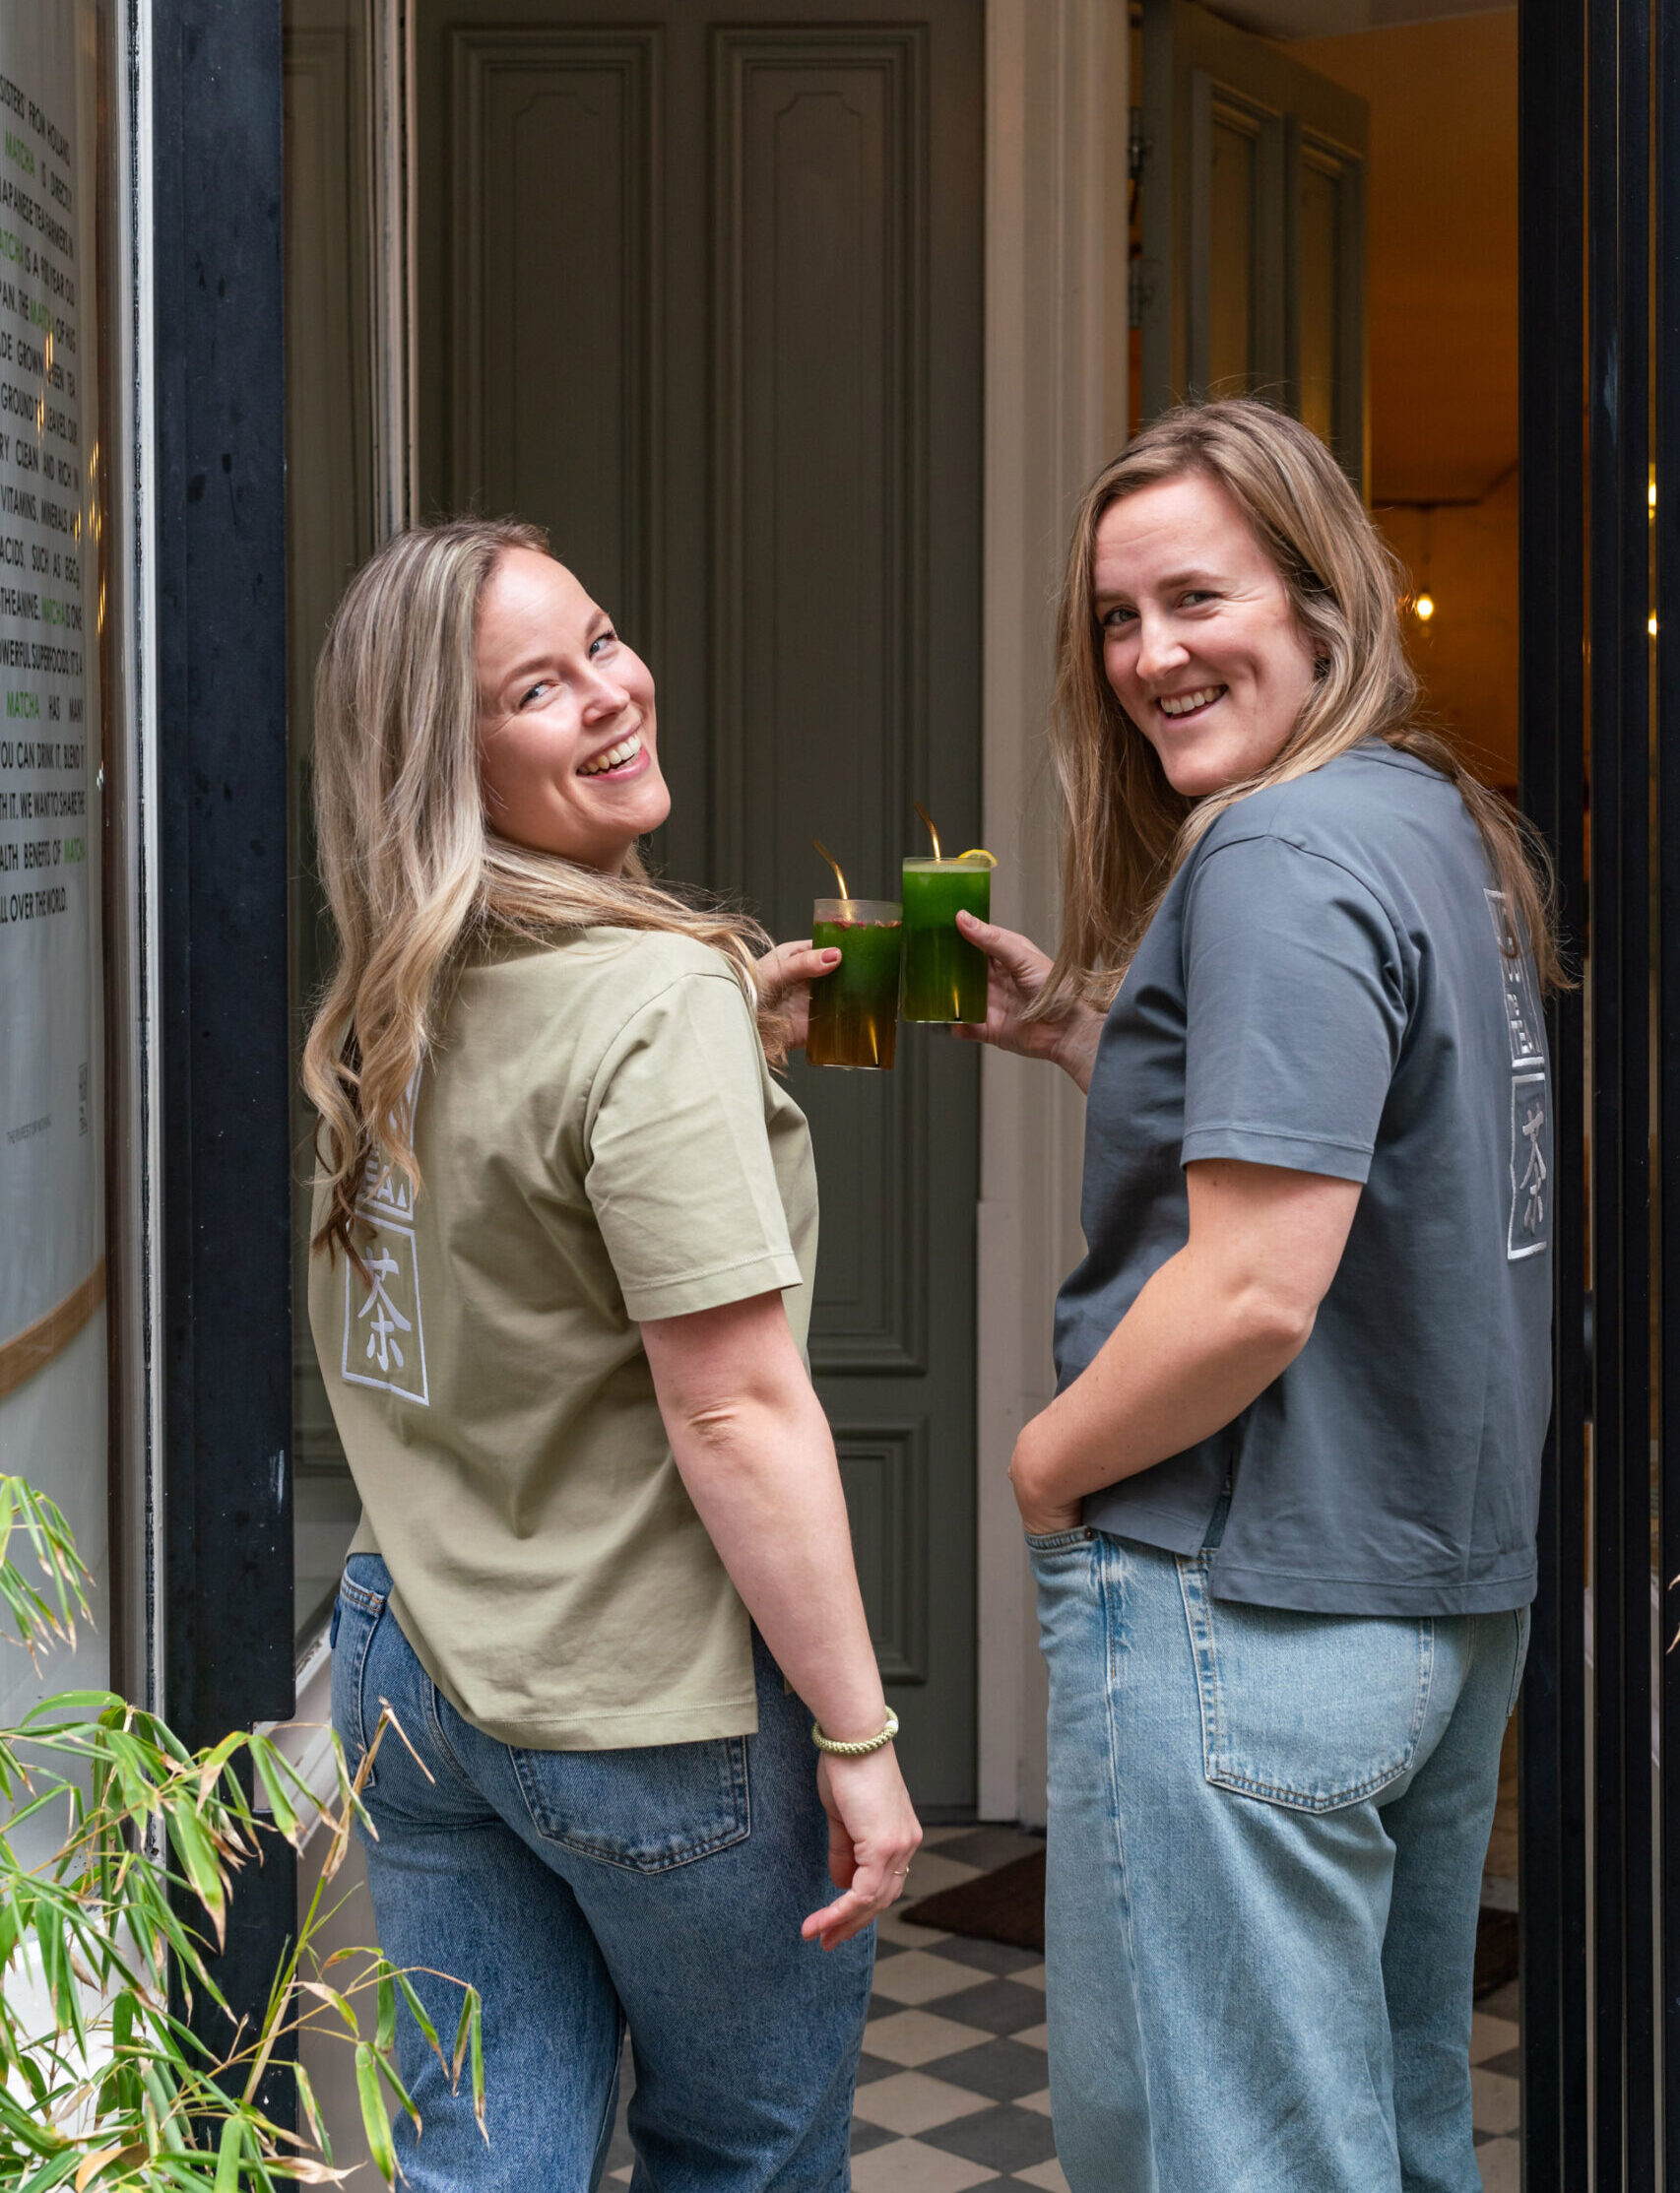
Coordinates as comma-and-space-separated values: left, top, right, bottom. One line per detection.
512, 1734, 750, 1874
1179, 1556, 1434, 1813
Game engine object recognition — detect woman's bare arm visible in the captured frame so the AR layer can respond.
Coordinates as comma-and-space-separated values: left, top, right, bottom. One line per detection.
641, 1291, 921, 1946
1009, 1158, 1363, 1532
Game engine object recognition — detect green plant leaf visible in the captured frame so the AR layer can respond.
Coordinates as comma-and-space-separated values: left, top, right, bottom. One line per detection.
354, 2043, 397, 2185
194, 1731, 246, 1808
213, 2113, 245, 2193
247, 1738, 299, 1844
73, 2140, 143, 2188
374, 1971, 395, 2056
296, 1980, 359, 2037
368, 2041, 420, 2137
166, 1801, 227, 1946
467, 1987, 485, 2136
291, 2060, 329, 2161
392, 1970, 441, 2064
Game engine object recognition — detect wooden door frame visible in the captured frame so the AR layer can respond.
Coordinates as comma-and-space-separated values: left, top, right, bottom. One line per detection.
977, 0, 1129, 1823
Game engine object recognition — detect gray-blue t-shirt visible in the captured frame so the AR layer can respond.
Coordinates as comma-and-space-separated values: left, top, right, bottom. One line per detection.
1059, 742, 1552, 1615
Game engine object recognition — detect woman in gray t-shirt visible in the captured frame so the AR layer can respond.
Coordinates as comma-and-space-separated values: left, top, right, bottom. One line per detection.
959, 400, 1560, 2192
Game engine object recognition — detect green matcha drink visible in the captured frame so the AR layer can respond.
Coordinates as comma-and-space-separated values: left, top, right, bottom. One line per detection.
807, 898, 903, 1069
899, 856, 992, 1022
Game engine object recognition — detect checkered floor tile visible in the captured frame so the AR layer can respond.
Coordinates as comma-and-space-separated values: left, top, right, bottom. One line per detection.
604, 1826, 1522, 2188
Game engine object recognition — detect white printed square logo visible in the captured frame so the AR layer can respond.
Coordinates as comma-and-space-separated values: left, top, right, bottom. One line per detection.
1507, 1070, 1550, 1261
342, 1074, 429, 1404
343, 1220, 429, 1403
1484, 889, 1545, 1069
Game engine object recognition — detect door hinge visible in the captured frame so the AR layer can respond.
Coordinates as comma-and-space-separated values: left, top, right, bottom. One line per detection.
1129, 105, 1148, 183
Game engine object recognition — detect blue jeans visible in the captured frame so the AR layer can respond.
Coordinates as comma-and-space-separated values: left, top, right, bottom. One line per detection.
330, 1555, 872, 2189
1031, 1527, 1528, 2193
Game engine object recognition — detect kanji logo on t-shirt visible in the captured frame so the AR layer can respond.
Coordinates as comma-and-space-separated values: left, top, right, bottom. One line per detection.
1507, 1071, 1550, 1261
1485, 894, 1551, 1261
341, 1075, 429, 1405
1484, 890, 1545, 1069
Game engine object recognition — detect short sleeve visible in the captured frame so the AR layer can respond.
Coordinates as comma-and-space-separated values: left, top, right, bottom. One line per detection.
1180, 835, 1407, 1184
584, 969, 803, 1321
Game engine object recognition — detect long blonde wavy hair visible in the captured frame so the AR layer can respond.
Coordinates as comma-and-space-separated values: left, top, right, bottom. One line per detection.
303, 516, 777, 1262
1031, 398, 1563, 1018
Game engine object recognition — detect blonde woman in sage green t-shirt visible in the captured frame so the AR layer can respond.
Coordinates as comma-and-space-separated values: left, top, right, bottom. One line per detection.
300, 520, 919, 2185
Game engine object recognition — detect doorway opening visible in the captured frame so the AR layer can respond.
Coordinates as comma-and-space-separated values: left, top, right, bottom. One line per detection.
1130, 1, 1523, 2177
279, 0, 1558, 2172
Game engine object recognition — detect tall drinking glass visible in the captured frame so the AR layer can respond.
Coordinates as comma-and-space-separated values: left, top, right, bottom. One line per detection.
899, 856, 992, 1023
807, 898, 904, 1069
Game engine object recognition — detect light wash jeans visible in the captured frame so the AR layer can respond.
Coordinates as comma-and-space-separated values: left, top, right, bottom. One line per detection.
330, 1555, 872, 2190
1030, 1526, 1528, 2193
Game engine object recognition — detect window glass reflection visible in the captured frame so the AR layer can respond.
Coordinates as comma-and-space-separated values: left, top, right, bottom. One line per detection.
284, 0, 374, 1644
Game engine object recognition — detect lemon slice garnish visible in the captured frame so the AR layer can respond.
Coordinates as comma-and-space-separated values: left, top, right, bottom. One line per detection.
957, 848, 999, 867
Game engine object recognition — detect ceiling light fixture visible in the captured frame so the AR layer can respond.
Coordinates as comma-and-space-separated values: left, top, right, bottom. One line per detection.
1410, 505, 1437, 627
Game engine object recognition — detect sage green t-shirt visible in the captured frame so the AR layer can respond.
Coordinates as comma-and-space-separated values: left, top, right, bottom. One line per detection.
306, 928, 817, 1749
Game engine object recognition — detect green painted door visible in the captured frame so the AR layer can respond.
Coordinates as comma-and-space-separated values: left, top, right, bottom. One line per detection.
414, 0, 983, 1810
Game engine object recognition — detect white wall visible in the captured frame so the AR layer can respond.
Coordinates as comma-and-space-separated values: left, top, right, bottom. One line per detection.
978, 0, 1130, 1827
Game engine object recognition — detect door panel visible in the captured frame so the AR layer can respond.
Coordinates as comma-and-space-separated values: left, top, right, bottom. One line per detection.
1201, 101, 1263, 390
448, 31, 659, 638
1140, 0, 1368, 487
416, 0, 981, 1808
714, 28, 927, 1383
1290, 132, 1363, 464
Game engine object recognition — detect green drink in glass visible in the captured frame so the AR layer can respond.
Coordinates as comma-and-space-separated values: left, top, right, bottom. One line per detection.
899, 854, 993, 1023
807, 898, 904, 1069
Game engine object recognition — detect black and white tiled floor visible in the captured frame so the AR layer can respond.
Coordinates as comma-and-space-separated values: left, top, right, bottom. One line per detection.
605, 1825, 1522, 2189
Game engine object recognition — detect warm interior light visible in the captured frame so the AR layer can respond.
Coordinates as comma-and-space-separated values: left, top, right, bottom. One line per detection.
1650, 613, 1659, 636
1651, 482, 1659, 511
1414, 591, 1436, 622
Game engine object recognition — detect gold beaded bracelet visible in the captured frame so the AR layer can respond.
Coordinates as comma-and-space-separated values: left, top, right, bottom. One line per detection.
810, 1708, 900, 1758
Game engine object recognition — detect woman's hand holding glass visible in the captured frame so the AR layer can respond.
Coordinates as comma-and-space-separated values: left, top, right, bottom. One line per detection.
949, 911, 1105, 1093
753, 938, 842, 1051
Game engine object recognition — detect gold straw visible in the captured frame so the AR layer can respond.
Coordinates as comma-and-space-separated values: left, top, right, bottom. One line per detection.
915, 804, 943, 861
812, 838, 850, 900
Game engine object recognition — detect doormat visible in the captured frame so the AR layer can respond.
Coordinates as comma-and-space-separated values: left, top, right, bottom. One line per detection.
902, 1847, 1046, 1951
905, 1845, 1522, 1999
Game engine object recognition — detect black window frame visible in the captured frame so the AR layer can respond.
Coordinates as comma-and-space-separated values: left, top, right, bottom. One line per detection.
151, 0, 295, 2052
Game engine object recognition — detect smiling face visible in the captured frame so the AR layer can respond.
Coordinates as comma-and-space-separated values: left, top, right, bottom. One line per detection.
476, 547, 670, 871
1092, 470, 1320, 800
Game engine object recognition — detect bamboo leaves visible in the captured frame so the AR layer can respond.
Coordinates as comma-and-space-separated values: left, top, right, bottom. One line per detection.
0, 1476, 93, 1661
0, 1474, 486, 2187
